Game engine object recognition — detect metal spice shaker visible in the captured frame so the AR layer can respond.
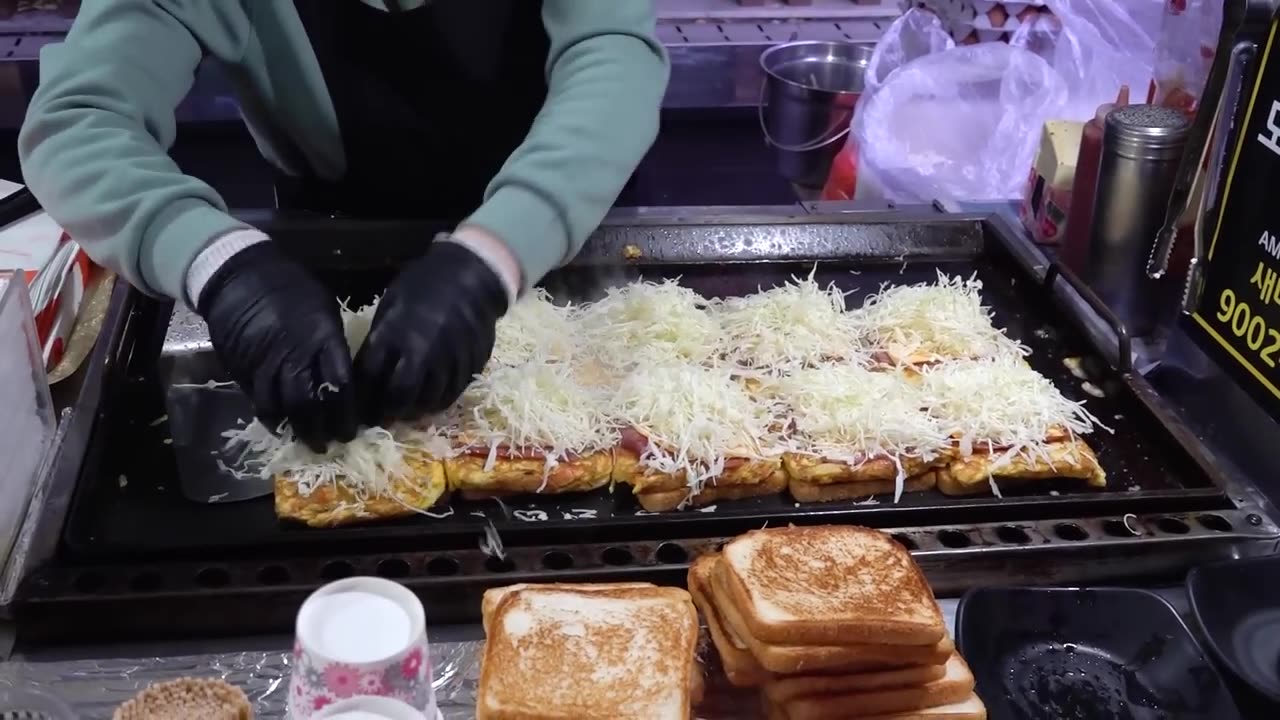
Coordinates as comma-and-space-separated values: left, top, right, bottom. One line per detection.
1084, 105, 1191, 338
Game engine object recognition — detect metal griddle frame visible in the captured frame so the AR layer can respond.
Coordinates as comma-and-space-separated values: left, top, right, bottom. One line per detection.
6, 205, 1279, 645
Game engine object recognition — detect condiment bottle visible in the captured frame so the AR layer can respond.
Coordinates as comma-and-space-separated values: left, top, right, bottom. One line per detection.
1085, 105, 1190, 338
1061, 86, 1130, 274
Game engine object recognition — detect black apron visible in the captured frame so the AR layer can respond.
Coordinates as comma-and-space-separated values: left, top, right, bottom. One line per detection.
283, 0, 550, 220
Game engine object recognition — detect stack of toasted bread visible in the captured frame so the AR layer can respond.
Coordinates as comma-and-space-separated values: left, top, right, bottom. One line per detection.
691, 526, 985, 719
477, 582, 703, 719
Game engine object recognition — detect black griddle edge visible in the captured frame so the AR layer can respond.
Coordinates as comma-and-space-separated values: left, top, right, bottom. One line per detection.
11, 209, 1245, 645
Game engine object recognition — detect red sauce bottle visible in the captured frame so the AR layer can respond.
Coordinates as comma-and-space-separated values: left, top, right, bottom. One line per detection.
1061, 86, 1130, 274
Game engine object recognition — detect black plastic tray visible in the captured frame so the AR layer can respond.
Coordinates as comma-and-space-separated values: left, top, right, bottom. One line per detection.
957, 586, 1241, 720
58, 217, 1230, 561
1188, 555, 1280, 708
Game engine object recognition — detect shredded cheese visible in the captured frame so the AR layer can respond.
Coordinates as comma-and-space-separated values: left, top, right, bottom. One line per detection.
223, 300, 451, 507
449, 361, 618, 461
612, 364, 782, 493
713, 269, 863, 370
778, 365, 949, 462
221, 278, 1103, 514
577, 279, 723, 369
778, 365, 950, 502
852, 272, 1026, 362
220, 420, 447, 499
918, 356, 1106, 467
490, 289, 579, 368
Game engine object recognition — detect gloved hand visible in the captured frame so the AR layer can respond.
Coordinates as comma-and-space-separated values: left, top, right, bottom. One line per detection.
196, 242, 358, 452
355, 240, 509, 426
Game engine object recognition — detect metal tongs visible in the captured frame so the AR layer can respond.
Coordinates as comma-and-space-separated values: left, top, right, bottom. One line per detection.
1146, 0, 1277, 313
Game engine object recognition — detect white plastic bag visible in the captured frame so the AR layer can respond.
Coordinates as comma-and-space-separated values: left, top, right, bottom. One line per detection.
863, 9, 955, 97
850, 1, 1164, 203
853, 42, 1067, 203
1151, 0, 1224, 114
1019, 0, 1164, 120
1043, 0, 1165, 61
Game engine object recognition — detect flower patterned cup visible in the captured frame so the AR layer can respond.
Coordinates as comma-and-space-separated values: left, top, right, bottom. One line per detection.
315, 695, 441, 719
289, 577, 437, 719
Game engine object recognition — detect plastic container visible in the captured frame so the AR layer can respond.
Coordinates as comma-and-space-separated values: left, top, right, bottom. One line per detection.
0, 271, 56, 579
958, 586, 1242, 719
1188, 556, 1280, 706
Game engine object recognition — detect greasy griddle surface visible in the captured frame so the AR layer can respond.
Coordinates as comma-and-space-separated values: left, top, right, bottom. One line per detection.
61, 256, 1225, 560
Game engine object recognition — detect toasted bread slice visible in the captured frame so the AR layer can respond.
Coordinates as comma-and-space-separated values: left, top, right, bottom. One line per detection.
778, 655, 975, 720
616, 448, 784, 495
935, 440, 1105, 496
446, 449, 612, 497
273, 453, 447, 528
482, 582, 705, 706
478, 585, 698, 720
859, 694, 988, 720
765, 691, 987, 720
481, 582, 655, 634
637, 469, 788, 512
782, 453, 942, 486
688, 556, 772, 687
763, 661, 949, 705
707, 554, 953, 674
719, 526, 945, 647
788, 472, 937, 504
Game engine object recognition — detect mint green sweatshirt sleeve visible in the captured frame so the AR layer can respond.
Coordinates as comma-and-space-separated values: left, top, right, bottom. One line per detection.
464, 1, 670, 290
18, 1, 255, 302
19, 1, 668, 301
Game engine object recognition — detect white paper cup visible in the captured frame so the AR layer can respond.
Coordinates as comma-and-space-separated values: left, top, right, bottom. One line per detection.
314, 695, 442, 719
289, 577, 437, 720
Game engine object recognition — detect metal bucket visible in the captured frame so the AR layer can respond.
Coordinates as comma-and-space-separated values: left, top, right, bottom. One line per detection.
759, 41, 872, 188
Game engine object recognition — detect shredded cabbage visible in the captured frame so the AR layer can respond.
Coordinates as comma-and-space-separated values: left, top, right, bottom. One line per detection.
577, 279, 723, 369
852, 271, 1027, 362
612, 364, 784, 494
713, 268, 865, 371
918, 355, 1108, 467
224, 275, 1101, 512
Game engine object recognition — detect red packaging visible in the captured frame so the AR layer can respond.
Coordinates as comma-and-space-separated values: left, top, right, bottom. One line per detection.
821, 143, 859, 202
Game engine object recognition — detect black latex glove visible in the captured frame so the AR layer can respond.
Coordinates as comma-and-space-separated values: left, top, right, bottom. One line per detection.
355, 240, 509, 426
197, 242, 358, 452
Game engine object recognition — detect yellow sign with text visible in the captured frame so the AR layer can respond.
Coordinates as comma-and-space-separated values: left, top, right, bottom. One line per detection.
1191, 20, 1280, 409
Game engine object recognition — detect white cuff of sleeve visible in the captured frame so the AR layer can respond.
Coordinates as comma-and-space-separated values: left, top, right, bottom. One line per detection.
185, 229, 271, 307
445, 225, 522, 308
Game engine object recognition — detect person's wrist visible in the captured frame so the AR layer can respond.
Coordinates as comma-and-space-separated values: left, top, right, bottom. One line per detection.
185, 229, 271, 307
446, 225, 521, 307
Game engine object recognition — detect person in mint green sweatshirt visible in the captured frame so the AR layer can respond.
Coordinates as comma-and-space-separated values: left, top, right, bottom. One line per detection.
19, 0, 669, 451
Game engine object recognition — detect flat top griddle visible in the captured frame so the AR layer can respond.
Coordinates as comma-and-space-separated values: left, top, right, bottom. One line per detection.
59, 229, 1228, 562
